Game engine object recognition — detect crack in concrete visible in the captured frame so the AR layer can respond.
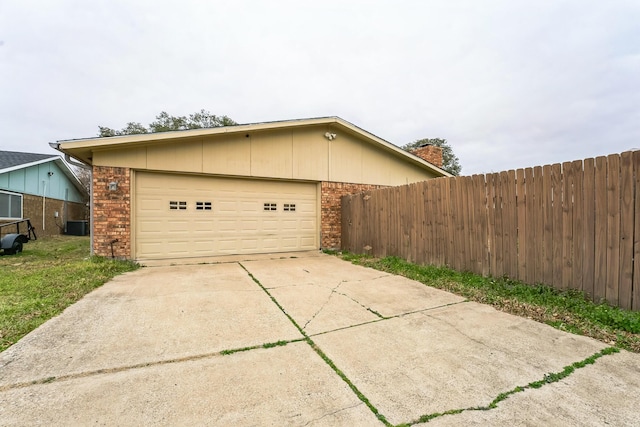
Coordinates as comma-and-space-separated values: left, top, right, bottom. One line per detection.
300, 273, 402, 328
302, 280, 346, 330
396, 300, 471, 317
301, 402, 364, 426
340, 274, 392, 284
264, 282, 318, 290
333, 290, 385, 319
308, 300, 470, 338
422, 310, 494, 351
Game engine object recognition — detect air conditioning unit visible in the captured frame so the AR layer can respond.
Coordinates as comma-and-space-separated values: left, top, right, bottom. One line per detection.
66, 220, 89, 236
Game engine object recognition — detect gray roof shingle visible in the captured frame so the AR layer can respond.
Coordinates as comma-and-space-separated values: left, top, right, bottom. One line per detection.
0, 150, 58, 170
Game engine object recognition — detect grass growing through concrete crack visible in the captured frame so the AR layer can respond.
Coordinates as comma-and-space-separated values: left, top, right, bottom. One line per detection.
238, 262, 392, 427
398, 347, 620, 426
220, 340, 298, 355
0, 236, 139, 352
336, 253, 640, 353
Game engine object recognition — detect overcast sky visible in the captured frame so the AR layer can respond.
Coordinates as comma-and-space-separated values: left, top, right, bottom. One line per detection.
1, 1, 639, 175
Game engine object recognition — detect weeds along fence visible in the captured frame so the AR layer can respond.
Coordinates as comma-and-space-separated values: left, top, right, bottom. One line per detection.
341, 151, 640, 311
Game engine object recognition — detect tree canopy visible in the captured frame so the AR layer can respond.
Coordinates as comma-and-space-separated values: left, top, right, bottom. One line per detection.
402, 138, 462, 176
98, 110, 237, 137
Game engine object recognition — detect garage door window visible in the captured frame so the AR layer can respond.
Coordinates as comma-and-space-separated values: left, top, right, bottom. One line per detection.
196, 201, 212, 211
263, 203, 277, 211
169, 201, 187, 210
284, 203, 296, 212
0, 191, 22, 219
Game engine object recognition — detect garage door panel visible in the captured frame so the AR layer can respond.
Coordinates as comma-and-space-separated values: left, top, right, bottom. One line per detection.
300, 219, 316, 229
217, 201, 238, 213
300, 236, 316, 246
280, 220, 298, 230
281, 236, 298, 246
262, 220, 279, 231
135, 173, 318, 259
260, 239, 279, 251
241, 220, 260, 231
193, 220, 215, 231
138, 220, 162, 232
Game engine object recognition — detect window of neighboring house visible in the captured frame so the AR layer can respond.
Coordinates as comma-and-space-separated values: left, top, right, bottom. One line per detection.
0, 191, 23, 219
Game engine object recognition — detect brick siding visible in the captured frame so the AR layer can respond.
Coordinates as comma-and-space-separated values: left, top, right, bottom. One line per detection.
93, 166, 131, 258
1, 195, 86, 238
321, 181, 384, 249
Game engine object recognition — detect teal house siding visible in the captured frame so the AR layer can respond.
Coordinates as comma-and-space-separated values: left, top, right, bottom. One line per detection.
0, 161, 84, 203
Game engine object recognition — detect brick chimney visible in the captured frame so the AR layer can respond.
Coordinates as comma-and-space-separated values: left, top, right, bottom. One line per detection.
411, 144, 443, 168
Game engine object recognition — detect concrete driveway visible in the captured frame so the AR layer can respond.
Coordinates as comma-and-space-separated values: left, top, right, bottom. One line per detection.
1, 253, 639, 426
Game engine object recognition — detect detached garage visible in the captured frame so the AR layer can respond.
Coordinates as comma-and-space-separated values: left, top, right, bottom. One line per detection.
53, 117, 449, 260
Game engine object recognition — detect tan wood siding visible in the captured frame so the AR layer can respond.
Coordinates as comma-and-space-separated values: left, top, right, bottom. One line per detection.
93, 125, 437, 186
202, 135, 251, 176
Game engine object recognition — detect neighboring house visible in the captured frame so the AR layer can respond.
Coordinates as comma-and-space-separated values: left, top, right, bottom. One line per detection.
0, 151, 88, 237
53, 117, 449, 260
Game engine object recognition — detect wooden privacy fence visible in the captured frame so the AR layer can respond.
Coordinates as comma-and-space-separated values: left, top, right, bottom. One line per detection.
341, 151, 640, 311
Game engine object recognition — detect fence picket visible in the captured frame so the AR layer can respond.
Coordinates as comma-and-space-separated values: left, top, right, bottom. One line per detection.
583, 158, 596, 299
486, 173, 497, 276
619, 151, 634, 310
542, 165, 554, 285
474, 174, 489, 276
550, 163, 563, 288
633, 151, 640, 311
572, 160, 584, 291
506, 170, 518, 278
516, 168, 527, 282
494, 173, 505, 277
562, 161, 574, 290
592, 157, 607, 303
606, 154, 621, 305
433, 179, 444, 266
442, 178, 454, 268
533, 166, 544, 284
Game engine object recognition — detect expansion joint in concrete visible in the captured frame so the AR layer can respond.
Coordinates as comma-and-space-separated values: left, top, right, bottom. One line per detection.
0, 350, 226, 393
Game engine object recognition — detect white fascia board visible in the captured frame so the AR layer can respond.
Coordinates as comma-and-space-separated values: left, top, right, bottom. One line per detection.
0, 156, 59, 175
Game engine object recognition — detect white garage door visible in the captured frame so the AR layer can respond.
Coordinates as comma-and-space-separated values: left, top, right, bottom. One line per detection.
134, 172, 318, 259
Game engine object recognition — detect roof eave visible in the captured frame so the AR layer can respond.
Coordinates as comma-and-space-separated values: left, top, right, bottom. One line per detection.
0, 156, 59, 175
53, 158, 89, 198
57, 117, 341, 147
55, 116, 451, 177
331, 117, 452, 177
0, 155, 89, 198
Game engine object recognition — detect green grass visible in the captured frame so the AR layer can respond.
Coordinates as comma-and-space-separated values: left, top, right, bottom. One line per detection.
336, 253, 640, 353
0, 235, 139, 352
